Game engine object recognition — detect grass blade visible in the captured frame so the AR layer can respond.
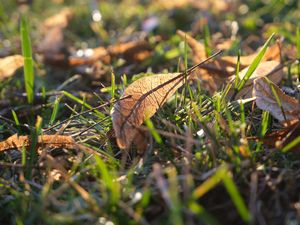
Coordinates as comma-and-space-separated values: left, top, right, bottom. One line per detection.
166, 167, 184, 225
94, 155, 120, 205
237, 33, 275, 92
282, 136, 300, 152
62, 91, 105, 118
11, 110, 20, 128
204, 24, 212, 56
20, 16, 34, 104
222, 169, 251, 222
49, 97, 61, 125
145, 118, 162, 144
192, 165, 250, 222
234, 50, 241, 89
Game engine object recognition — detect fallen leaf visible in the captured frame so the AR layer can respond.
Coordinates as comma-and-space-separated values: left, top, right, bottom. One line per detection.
177, 30, 206, 65
216, 39, 234, 50
229, 61, 283, 99
71, 39, 152, 65
153, 0, 192, 10
153, 0, 233, 13
0, 134, 76, 152
39, 8, 73, 59
249, 120, 300, 152
0, 55, 24, 80
112, 72, 185, 149
253, 77, 300, 123
43, 8, 73, 29
221, 41, 281, 66
44, 38, 153, 69
177, 30, 282, 93
39, 26, 65, 54
192, 0, 235, 13
111, 51, 222, 150
178, 30, 281, 65
68, 47, 110, 66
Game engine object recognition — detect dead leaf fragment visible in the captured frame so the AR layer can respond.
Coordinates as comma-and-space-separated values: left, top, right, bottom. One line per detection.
39, 8, 73, 58
250, 120, 300, 152
0, 134, 76, 152
253, 77, 300, 123
43, 8, 73, 29
153, 0, 233, 13
0, 55, 24, 80
229, 60, 283, 99
112, 73, 184, 149
39, 26, 65, 54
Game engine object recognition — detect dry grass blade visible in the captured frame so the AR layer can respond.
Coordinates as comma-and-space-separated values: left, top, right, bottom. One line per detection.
0, 55, 24, 80
253, 77, 300, 123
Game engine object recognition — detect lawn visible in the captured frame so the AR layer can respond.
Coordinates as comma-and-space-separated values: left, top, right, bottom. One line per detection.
0, 1, 300, 225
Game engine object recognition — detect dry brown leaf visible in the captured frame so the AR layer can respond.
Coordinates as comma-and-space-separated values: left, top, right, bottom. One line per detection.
249, 120, 300, 152
43, 8, 73, 29
0, 55, 24, 80
178, 30, 281, 65
0, 134, 76, 152
216, 39, 234, 50
112, 73, 184, 149
153, 0, 233, 13
253, 77, 300, 123
192, 0, 234, 12
177, 30, 206, 64
68, 47, 110, 66
39, 26, 65, 54
108, 39, 152, 62
70, 39, 152, 66
39, 8, 73, 58
44, 38, 152, 68
229, 61, 283, 99
177, 30, 282, 93
153, 0, 192, 10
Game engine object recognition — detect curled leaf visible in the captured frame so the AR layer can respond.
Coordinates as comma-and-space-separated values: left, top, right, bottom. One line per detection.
112, 73, 183, 149
253, 77, 300, 123
0, 55, 24, 80
229, 61, 283, 99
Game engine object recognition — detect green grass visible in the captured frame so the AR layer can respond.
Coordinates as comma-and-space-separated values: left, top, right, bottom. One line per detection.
20, 16, 35, 104
0, 1, 300, 225
234, 33, 275, 96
